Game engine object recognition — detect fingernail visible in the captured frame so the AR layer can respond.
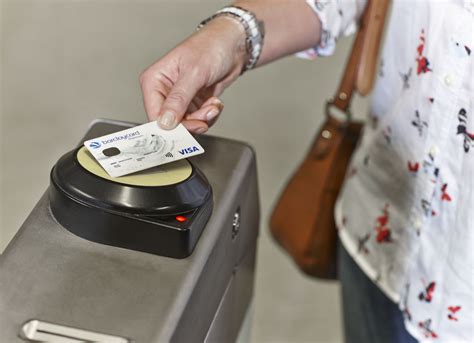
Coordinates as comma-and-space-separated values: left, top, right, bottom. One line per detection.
206, 108, 220, 121
195, 127, 207, 134
211, 99, 224, 110
159, 111, 176, 129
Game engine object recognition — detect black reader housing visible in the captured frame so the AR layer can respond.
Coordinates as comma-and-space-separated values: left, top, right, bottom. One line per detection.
49, 147, 213, 258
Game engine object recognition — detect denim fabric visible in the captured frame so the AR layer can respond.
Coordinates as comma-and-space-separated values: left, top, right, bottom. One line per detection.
338, 243, 418, 343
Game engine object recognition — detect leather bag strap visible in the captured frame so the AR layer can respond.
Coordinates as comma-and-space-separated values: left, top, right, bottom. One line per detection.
327, 0, 390, 119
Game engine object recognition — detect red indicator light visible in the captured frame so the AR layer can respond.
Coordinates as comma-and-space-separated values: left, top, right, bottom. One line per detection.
175, 215, 187, 223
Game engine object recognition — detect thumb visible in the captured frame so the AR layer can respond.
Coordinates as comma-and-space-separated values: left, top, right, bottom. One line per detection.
158, 77, 202, 130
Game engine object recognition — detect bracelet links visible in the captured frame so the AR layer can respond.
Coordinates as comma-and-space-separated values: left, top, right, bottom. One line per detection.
197, 6, 265, 73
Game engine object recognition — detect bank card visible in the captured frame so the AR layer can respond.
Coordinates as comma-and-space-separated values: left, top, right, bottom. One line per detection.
84, 122, 204, 177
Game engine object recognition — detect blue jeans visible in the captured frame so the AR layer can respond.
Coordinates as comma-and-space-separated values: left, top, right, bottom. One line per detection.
338, 243, 417, 343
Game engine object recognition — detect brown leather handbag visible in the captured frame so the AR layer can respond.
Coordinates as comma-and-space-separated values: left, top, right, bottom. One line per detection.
269, 0, 390, 279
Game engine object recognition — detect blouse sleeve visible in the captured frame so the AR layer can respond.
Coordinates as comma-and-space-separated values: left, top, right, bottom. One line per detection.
296, 0, 368, 59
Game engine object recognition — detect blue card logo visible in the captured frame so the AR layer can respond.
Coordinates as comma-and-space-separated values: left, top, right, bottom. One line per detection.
89, 141, 101, 149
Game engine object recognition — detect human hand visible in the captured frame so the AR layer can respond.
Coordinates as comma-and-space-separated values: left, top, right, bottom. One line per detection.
140, 17, 247, 133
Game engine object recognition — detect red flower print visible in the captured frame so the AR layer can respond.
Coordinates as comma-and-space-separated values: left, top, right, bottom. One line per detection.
408, 161, 420, 173
441, 183, 452, 202
416, 29, 432, 74
374, 204, 392, 243
447, 306, 461, 321
377, 206, 389, 227
418, 280, 436, 302
417, 57, 432, 74
376, 228, 391, 243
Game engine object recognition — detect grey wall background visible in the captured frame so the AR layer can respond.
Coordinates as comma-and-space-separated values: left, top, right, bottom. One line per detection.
0, 0, 370, 341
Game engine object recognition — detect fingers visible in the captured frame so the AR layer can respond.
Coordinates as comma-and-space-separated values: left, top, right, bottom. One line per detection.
140, 64, 224, 133
184, 97, 224, 132
185, 106, 220, 123
182, 119, 209, 134
158, 76, 203, 130
140, 71, 172, 122
187, 97, 223, 119
202, 96, 224, 111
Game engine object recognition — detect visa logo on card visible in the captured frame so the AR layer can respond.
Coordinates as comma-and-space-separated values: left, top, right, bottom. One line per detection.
179, 146, 201, 155
84, 122, 204, 178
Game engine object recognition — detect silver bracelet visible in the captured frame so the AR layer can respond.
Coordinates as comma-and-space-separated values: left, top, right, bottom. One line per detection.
197, 6, 265, 73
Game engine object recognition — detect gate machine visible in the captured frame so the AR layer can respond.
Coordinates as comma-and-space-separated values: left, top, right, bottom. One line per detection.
0, 119, 260, 342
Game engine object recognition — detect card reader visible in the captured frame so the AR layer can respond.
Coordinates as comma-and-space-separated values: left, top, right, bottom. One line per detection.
49, 146, 213, 258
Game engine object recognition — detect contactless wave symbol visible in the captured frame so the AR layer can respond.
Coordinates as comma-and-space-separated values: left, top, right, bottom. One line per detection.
165, 152, 173, 158
89, 141, 101, 149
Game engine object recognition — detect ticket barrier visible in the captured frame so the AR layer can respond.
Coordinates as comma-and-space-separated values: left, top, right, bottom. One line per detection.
0, 119, 260, 342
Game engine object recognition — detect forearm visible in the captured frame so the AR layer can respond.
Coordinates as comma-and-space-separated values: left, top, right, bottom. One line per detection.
140, 0, 323, 131
232, 0, 322, 66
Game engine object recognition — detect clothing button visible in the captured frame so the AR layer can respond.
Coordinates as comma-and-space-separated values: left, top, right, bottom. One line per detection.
414, 218, 422, 230
430, 146, 439, 157
444, 74, 453, 86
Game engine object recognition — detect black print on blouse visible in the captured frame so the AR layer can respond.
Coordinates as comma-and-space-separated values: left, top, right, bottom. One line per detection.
421, 199, 436, 217
422, 152, 437, 176
418, 319, 438, 339
383, 126, 392, 144
456, 108, 474, 153
374, 272, 382, 284
412, 110, 428, 136
314, 1, 327, 11
454, 40, 472, 56
402, 283, 412, 322
320, 29, 331, 48
400, 67, 412, 89
357, 233, 371, 254
379, 59, 385, 77
363, 155, 370, 166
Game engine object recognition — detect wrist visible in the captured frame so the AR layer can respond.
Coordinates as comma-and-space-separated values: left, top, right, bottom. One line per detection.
198, 6, 265, 74
201, 16, 248, 74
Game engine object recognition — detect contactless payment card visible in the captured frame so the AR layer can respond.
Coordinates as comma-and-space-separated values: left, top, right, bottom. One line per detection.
84, 122, 204, 177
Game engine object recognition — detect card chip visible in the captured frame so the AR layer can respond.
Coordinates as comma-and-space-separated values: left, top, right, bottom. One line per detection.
103, 147, 121, 157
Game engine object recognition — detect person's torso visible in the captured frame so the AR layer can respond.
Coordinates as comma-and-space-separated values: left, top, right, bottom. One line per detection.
336, 0, 473, 341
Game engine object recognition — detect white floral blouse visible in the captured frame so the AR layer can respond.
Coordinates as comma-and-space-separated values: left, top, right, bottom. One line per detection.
300, 0, 474, 341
